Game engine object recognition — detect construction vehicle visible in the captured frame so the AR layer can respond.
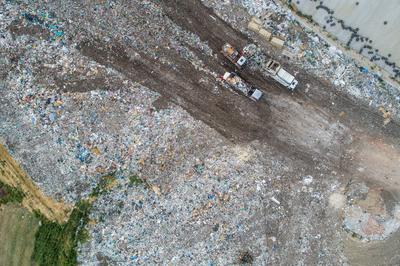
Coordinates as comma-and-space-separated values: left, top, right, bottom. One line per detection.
222, 72, 263, 101
221, 43, 247, 68
265, 60, 298, 90
221, 43, 298, 91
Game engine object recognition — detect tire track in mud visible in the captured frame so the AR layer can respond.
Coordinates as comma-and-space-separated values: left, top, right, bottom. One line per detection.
159, 0, 400, 158
159, 0, 353, 165
77, 40, 272, 143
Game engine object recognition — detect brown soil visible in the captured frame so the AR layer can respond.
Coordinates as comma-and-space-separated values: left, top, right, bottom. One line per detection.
345, 231, 400, 266
78, 40, 272, 144
350, 136, 400, 195
7, 19, 50, 40
0, 144, 71, 222
0, 187, 6, 199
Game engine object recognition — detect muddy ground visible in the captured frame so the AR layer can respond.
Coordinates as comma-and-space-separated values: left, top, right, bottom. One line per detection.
1, 0, 400, 264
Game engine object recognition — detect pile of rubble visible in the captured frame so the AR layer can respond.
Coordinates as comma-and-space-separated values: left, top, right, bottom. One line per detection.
343, 182, 400, 241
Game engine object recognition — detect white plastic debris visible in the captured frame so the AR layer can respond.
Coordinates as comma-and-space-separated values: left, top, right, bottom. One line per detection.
270, 196, 280, 205
302, 175, 313, 185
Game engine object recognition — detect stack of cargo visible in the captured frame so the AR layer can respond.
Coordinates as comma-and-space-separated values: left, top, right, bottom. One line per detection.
247, 17, 285, 48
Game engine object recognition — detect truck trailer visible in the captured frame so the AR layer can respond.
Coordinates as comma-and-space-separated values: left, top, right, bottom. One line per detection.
265, 60, 298, 90
221, 43, 298, 91
222, 72, 263, 101
221, 43, 247, 68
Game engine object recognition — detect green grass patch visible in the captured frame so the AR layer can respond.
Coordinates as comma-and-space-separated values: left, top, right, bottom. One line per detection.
32, 200, 91, 266
32, 172, 119, 266
0, 180, 25, 205
129, 175, 145, 186
89, 173, 116, 197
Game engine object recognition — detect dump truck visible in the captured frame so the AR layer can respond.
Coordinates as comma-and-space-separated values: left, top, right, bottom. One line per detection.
265, 60, 298, 90
221, 43, 247, 68
222, 72, 263, 101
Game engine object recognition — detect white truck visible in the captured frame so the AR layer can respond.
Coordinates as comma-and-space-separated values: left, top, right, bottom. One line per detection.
221, 43, 247, 68
222, 72, 263, 101
222, 43, 298, 90
265, 60, 298, 90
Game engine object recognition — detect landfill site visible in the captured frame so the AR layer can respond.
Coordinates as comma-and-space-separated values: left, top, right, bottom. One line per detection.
1, 0, 400, 265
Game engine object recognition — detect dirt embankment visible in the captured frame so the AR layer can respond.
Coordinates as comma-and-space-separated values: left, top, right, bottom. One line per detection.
0, 144, 71, 222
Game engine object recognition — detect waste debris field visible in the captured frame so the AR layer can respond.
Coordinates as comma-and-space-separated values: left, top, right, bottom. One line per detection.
1, 0, 400, 265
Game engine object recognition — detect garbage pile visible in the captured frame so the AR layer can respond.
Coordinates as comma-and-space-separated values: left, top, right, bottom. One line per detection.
0, 0, 220, 203
78, 142, 283, 264
1, 0, 396, 264
77, 140, 342, 265
342, 182, 400, 241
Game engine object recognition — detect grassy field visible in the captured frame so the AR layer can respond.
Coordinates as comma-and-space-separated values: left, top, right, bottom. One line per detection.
0, 203, 40, 266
